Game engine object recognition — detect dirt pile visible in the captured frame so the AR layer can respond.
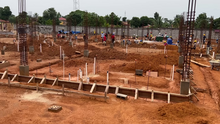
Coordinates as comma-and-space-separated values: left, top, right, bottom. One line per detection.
89, 35, 102, 42
158, 102, 207, 120
89, 48, 127, 60
58, 58, 93, 67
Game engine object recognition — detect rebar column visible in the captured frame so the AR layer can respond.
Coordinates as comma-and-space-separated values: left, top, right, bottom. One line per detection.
182, 0, 197, 81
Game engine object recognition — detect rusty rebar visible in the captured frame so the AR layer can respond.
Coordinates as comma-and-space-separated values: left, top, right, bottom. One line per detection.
84, 12, 88, 50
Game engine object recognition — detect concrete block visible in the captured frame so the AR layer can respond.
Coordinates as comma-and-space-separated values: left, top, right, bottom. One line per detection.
216, 54, 220, 60
69, 42, 73, 46
178, 56, 184, 68
84, 50, 89, 57
146, 71, 158, 77
110, 43, 114, 49
135, 69, 143, 76
0, 61, 10, 69
36, 59, 42, 62
1, 50, 5, 55
19, 65, 29, 76
180, 80, 190, 95
29, 46, 34, 54
95, 38, 98, 42
178, 46, 182, 53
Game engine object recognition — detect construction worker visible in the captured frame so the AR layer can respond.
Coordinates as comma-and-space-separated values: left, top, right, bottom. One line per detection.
103, 34, 107, 46
203, 34, 206, 44
111, 33, 115, 43
101, 32, 104, 42
150, 32, 153, 41
75, 34, 77, 40
193, 39, 197, 50
83, 34, 86, 41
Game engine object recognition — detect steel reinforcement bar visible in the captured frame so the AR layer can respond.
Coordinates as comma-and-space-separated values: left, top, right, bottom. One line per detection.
0, 71, 191, 103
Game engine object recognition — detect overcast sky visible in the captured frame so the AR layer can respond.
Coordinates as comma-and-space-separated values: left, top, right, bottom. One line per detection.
1, 0, 219, 20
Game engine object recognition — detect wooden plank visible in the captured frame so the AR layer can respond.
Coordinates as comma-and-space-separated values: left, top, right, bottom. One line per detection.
11, 74, 18, 82
168, 92, 170, 103
1, 70, 7, 79
135, 89, 138, 100
27, 76, 34, 83
115, 87, 119, 94
151, 90, 154, 102
191, 60, 210, 67
40, 78, 46, 84
0, 82, 109, 99
78, 82, 83, 91
90, 83, 96, 93
52, 78, 58, 86
105, 85, 109, 93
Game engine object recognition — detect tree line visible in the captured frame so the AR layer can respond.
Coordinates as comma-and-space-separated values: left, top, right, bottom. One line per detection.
1, 6, 220, 29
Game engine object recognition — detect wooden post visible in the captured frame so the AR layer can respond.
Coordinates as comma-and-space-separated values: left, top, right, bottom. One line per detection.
135, 89, 138, 100
62, 84, 64, 96
151, 90, 154, 102
168, 91, 171, 103
8, 77, 10, 87
36, 82, 39, 92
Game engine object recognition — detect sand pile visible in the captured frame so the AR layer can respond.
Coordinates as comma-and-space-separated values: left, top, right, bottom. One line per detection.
158, 102, 207, 119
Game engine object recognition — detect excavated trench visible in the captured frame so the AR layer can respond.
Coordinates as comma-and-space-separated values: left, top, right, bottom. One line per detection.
200, 67, 220, 110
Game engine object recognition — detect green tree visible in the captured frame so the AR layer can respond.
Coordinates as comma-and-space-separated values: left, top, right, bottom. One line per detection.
0, 6, 12, 20
195, 13, 209, 29
154, 12, 159, 20
9, 15, 16, 23
213, 17, 220, 29
173, 15, 182, 28
140, 16, 150, 26
67, 10, 82, 26
122, 17, 127, 22
131, 17, 141, 28
45, 19, 53, 25
163, 18, 173, 28
153, 12, 163, 28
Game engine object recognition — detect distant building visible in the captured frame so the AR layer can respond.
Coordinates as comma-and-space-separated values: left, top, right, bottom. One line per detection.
59, 17, 66, 25
0, 19, 10, 31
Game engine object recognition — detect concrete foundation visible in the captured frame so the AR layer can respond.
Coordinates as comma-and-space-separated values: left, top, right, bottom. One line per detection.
1, 50, 5, 55
180, 80, 190, 95
19, 65, 29, 76
216, 54, 220, 60
110, 43, 114, 49
84, 50, 89, 57
178, 56, 184, 68
29, 46, 34, 54
0, 61, 10, 69
69, 42, 73, 46
178, 46, 182, 53
95, 38, 98, 42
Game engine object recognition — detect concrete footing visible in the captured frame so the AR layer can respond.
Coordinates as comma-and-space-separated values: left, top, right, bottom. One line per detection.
216, 54, 220, 60
110, 43, 114, 49
29, 46, 34, 54
178, 46, 182, 53
19, 65, 29, 76
84, 50, 89, 57
1, 50, 5, 55
180, 80, 190, 95
178, 56, 184, 68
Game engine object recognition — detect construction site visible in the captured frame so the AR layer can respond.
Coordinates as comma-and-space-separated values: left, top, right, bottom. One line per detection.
0, 0, 220, 123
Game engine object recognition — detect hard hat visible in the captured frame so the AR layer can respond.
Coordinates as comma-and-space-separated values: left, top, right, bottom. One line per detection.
203, 34, 205, 36
164, 40, 167, 43
170, 36, 172, 38
102, 31, 103, 33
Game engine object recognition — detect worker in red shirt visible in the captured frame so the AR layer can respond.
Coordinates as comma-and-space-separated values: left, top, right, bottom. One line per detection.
103, 34, 107, 46
111, 33, 115, 43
